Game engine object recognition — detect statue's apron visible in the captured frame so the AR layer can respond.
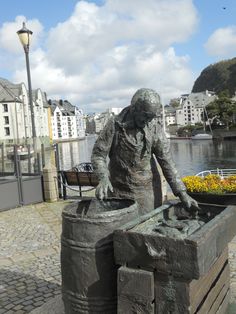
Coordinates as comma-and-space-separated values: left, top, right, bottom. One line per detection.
108, 122, 162, 215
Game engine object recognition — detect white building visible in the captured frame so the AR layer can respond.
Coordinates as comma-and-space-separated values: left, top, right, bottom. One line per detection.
164, 106, 176, 126
173, 91, 217, 126
75, 107, 85, 138
0, 78, 49, 145
107, 107, 123, 115
93, 107, 124, 133
49, 100, 85, 140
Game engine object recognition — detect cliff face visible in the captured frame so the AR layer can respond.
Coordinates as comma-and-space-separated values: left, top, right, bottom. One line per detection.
192, 57, 236, 96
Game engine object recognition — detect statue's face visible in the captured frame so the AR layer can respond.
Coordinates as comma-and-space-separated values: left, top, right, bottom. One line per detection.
133, 101, 157, 128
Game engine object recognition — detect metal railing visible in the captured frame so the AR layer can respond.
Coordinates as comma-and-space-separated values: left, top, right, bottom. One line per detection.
196, 168, 236, 178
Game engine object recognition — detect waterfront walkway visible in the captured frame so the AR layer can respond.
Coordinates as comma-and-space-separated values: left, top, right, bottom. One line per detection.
1, 197, 236, 313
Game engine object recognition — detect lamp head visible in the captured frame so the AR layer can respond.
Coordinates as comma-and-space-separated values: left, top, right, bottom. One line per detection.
17, 22, 33, 49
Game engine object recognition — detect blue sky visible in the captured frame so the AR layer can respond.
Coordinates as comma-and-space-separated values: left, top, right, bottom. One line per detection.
0, 0, 236, 112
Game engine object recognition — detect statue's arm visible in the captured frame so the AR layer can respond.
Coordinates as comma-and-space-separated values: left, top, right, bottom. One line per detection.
153, 134, 200, 216
91, 118, 115, 199
153, 136, 186, 196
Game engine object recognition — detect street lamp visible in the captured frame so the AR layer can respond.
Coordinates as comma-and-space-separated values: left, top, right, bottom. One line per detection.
17, 22, 37, 150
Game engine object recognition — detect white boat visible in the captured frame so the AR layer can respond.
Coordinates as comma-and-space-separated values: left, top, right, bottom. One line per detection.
195, 168, 236, 179
7, 145, 34, 160
191, 133, 213, 140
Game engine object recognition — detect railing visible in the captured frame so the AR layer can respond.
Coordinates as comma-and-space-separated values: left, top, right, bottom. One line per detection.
196, 168, 236, 178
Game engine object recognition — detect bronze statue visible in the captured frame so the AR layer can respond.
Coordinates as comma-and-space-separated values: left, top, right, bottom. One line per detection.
91, 88, 199, 216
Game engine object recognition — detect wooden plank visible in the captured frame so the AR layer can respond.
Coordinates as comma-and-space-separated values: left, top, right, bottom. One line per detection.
64, 171, 78, 185
197, 263, 230, 314
154, 274, 191, 314
190, 206, 236, 277
152, 254, 230, 314
209, 286, 230, 314
62, 171, 98, 186
216, 290, 230, 314
117, 267, 154, 314
77, 172, 98, 186
189, 248, 228, 313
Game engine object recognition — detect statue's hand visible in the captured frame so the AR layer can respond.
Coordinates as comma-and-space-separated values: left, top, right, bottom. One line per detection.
178, 192, 200, 217
95, 177, 114, 200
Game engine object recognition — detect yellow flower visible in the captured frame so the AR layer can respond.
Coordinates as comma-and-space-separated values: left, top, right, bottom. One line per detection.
182, 174, 236, 194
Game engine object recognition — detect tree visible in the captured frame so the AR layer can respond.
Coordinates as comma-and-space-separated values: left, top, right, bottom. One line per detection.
169, 99, 180, 108
205, 91, 236, 130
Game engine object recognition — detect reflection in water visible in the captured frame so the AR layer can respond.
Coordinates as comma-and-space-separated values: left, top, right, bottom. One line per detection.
42, 136, 236, 176
3, 137, 234, 176
57, 135, 97, 170
170, 139, 236, 177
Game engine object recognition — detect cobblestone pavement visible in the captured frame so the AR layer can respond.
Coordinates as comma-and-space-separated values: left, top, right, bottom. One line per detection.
0, 200, 70, 314
1, 196, 236, 313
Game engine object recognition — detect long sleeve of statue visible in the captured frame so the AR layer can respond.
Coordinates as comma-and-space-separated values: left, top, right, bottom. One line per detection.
153, 132, 186, 196
91, 117, 115, 181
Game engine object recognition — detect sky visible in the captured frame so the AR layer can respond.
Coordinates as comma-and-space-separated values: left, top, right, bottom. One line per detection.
0, 0, 236, 113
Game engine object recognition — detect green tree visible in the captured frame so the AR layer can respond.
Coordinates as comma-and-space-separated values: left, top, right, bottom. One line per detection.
205, 91, 236, 130
169, 99, 180, 108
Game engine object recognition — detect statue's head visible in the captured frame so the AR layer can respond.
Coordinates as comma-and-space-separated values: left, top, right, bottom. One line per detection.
130, 88, 161, 128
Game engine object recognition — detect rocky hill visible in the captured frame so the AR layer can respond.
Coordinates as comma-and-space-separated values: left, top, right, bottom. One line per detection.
192, 57, 236, 96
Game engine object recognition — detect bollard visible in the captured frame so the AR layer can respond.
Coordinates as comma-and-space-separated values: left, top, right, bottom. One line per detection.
42, 165, 59, 202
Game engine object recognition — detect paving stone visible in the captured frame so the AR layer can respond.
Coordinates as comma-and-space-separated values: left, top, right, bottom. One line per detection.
1, 201, 236, 313
24, 304, 35, 312
13, 304, 24, 311
4, 304, 14, 310
34, 300, 45, 307
23, 299, 34, 306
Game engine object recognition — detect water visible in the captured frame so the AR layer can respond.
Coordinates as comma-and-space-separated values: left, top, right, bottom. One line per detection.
170, 139, 236, 177
56, 135, 96, 170
56, 136, 236, 177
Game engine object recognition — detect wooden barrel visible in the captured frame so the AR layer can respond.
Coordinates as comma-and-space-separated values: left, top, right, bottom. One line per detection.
61, 198, 139, 314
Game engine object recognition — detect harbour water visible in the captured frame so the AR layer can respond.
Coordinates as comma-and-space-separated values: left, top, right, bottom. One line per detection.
55, 135, 96, 170
56, 136, 236, 177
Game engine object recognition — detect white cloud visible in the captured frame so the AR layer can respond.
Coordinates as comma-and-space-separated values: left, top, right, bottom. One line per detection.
205, 26, 236, 58
0, 0, 198, 112
0, 15, 43, 54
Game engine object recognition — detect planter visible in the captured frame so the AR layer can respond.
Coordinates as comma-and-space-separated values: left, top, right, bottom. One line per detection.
187, 191, 236, 205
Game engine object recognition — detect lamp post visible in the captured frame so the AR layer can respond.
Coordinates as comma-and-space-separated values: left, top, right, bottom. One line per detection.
17, 22, 37, 151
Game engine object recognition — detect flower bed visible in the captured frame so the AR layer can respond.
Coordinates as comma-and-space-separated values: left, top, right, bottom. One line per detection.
182, 174, 236, 205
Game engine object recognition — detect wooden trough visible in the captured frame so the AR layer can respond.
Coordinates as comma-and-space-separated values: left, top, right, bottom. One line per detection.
114, 202, 236, 313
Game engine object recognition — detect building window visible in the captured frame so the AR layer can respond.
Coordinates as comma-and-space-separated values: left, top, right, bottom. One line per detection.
3, 104, 8, 112
4, 127, 10, 136
4, 116, 9, 124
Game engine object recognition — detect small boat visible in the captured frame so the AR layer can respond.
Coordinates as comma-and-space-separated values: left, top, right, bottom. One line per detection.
191, 133, 213, 140
7, 145, 34, 160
